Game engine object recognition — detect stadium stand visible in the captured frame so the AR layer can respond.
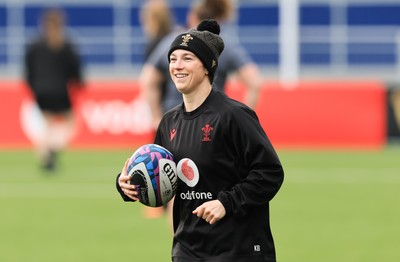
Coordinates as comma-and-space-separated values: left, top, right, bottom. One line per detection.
1, 0, 400, 81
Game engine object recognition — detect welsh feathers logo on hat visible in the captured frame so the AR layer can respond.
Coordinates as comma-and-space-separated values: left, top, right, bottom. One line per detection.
180, 34, 193, 47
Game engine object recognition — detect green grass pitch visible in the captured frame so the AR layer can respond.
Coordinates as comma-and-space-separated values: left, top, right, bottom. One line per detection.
0, 147, 399, 261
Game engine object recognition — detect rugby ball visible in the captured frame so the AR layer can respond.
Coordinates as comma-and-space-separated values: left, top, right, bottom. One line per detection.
127, 144, 177, 207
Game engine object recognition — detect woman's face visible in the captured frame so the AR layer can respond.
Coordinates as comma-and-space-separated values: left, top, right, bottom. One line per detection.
169, 49, 208, 94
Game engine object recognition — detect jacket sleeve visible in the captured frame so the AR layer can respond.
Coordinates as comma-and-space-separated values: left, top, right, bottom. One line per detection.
24, 44, 34, 89
217, 107, 284, 217
115, 173, 135, 202
65, 42, 83, 86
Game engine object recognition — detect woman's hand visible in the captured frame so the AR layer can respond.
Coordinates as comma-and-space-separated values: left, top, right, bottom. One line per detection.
118, 158, 140, 201
193, 200, 226, 225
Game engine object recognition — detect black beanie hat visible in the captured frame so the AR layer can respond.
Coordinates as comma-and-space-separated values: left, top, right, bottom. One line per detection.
168, 19, 225, 83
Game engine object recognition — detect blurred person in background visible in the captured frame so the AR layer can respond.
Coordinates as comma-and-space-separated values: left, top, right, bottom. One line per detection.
140, 0, 174, 62
139, 0, 264, 219
139, 1, 185, 134
187, 0, 263, 108
24, 7, 84, 172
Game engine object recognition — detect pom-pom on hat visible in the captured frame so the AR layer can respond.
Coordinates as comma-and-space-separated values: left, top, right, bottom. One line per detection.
168, 19, 225, 83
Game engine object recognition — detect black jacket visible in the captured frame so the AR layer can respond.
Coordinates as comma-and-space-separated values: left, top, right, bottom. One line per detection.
117, 90, 284, 262
25, 38, 82, 97
117, 89, 284, 261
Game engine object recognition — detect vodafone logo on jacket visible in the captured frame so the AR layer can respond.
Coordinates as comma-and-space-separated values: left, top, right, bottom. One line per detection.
177, 158, 213, 201
177, 158, 199, 187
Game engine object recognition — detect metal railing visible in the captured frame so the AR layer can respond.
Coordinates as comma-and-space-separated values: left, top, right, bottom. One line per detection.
1, 0, 400, 81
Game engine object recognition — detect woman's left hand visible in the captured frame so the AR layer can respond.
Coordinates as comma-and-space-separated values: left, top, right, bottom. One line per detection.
192, 200, 226, 225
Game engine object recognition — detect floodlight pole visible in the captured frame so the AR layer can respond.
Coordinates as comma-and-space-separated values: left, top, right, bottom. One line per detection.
279, 0, 300, 88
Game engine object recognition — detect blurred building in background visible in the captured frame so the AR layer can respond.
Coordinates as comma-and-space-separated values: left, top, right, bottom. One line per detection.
1, 0, 400, 81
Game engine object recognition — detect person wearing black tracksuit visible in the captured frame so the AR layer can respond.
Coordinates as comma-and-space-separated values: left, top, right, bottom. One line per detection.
117, 19, 284, 262
24, 8, 83, 171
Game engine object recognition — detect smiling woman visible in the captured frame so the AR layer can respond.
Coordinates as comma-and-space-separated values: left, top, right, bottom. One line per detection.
168, 50, 209, 101
168, 19, 224, 86
167, 20, 224, 112
116, 19, 284, 262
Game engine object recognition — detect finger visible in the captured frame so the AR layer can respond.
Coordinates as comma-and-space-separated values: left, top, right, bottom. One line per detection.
128, 185, 141, 201
125, 193, 139, 202
201, 207, 211, 220
192, 206, 203, 218
119, 176, 133, 189
122, 158, 130, 176
120, 174, 132, 183
209, 217, 219, 225
127, 190, 140, 201
122, 184, 140, 197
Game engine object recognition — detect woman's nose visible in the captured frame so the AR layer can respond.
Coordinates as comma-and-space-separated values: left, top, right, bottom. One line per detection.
172, 59, 183, 68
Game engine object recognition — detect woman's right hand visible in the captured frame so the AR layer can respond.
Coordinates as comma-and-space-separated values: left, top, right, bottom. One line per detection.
118, 158, 140, 201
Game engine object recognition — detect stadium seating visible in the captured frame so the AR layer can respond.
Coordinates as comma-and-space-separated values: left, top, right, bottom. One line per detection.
1, 0, 400, 80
